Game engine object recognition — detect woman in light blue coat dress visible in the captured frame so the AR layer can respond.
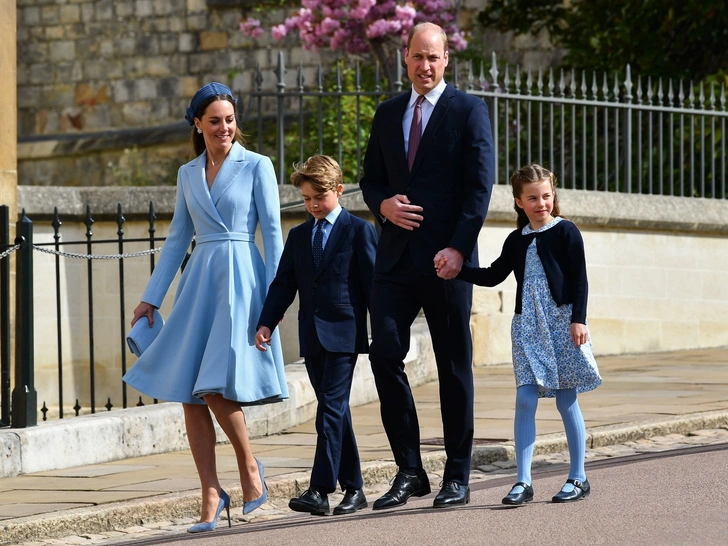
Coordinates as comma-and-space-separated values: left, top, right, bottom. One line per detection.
123, 83, 288, 532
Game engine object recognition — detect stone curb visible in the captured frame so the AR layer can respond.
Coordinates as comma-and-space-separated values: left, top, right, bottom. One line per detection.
3, 409, 727, 546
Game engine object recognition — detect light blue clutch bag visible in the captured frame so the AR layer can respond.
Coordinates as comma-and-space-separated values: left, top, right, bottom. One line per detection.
126, 309, 164, 357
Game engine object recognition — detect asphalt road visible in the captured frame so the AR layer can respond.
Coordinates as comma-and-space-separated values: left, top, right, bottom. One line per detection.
116, 443, 728, 546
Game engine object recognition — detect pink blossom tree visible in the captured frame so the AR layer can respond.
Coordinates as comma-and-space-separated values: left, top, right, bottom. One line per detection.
241, 1, 468, 88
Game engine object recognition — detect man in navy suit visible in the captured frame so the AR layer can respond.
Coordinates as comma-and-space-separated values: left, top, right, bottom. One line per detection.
256, 155, 377, 516
359, 22, 495, 509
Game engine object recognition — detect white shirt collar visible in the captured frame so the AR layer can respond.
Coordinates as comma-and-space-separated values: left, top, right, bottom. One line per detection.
322, 204, 342, 226
409, 79, 447, 108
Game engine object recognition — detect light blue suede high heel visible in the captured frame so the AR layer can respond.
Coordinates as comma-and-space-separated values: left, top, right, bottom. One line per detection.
242, 459, 268, 515
187, 489, 231, 533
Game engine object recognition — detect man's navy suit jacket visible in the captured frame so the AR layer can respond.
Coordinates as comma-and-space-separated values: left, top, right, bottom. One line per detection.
360, 83, 495, 273
257, 207, 377, 357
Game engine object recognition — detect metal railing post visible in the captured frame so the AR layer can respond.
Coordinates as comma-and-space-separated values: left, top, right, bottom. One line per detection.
0, 205, 10, 426
12, 211, 37, 428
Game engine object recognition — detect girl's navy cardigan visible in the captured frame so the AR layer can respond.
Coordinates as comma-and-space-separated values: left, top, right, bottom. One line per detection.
458, 219, 589, 324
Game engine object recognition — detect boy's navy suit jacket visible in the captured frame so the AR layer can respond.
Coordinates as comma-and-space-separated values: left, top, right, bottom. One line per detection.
257, 207, 377, 357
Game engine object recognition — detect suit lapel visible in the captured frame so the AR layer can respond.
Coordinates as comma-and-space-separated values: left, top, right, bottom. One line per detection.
410, 83, 455, 176
315, 208, 351, 278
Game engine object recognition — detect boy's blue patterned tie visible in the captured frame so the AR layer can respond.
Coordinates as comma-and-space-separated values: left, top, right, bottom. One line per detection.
312, 219, 325, 269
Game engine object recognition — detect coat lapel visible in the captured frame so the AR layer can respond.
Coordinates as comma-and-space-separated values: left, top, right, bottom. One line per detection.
315, 208, 351, 277
209, 142, 248, 206
410, 83, 454, 176
187, 153, 224, 226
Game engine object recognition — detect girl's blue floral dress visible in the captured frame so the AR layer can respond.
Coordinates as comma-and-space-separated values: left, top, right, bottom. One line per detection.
511, 217, 602, 397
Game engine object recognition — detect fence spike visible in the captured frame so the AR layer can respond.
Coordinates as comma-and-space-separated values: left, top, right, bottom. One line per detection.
41, 402, 48, 421
559, 69, 565, 97
602, 73, 609, 101
647, 77, 653, 105
678, 79, 685, 107
374, 62, 381, 93
116, 203, 125, 237
526, 69, 532, 95
276, 51, 286, 92
668, 79, 674, 106
335, 62, 342, 92
688, 80, 695, 108
721, 83, 726, 111
537, 68, 543, 96
254, 64, 263, 91
699, 82, 705, 110
297, 63, 304, 91
613, 72, 620, 101
84, 205, 94, 237
52, 207, 61, 233
504, 64, 510, 93
636, 77, 643, 105
569, 69, 575, 98
580, 71, 587, 99
478, 60, 486, 91
548, 68, 554, 96
591, 72, 598, 100
105, 397, 113, 412
355, 61, 361, 91
624, 65, 632, 102
317, 63, 323, 92
489, 52, 498, 91
710, 81, 716, 111
657, 78, 664, 105
394, 49, 402, 92
515, 65, 521, 94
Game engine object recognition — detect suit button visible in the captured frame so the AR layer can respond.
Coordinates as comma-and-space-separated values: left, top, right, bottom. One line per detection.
314, 307, 320, 313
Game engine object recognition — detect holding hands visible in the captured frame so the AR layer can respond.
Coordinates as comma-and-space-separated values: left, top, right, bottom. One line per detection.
433, 248, 463, 279
254, 326, 272, 352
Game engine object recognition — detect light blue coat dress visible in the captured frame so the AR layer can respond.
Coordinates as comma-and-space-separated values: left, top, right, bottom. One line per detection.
123, 142, 289, 405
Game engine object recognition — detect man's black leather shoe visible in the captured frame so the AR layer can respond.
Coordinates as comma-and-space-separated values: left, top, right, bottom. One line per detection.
289, 488, 330, 515
333, 488, 368, 515
552, 479, 590, 503
433, 481, 470, 507
501, 482, 534, 505
372, 470, 431, 510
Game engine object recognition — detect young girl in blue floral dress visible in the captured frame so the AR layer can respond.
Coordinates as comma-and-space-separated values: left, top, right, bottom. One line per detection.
435, 163, 601, 505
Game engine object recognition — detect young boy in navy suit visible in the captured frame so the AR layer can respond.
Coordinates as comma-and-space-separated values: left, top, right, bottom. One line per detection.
255, 155, 377, 516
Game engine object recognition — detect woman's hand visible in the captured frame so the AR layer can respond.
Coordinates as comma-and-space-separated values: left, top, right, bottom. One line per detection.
131, 302, 156, 327
571, 322, 589, 348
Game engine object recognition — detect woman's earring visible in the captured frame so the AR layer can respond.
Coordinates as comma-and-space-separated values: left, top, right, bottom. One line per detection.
196, 128, 202, 134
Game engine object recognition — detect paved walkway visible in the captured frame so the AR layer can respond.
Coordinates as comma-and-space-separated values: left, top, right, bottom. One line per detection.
2, 348, 727, 545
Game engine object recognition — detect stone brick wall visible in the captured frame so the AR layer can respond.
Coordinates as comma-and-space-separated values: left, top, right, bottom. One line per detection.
16, 0, 563, 187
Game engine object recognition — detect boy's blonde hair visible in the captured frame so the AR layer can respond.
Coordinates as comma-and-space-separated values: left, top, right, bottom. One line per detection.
290, 155, 343, 192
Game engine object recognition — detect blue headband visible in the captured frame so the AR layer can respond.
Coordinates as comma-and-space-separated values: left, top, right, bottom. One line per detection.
185, 82, 237, 125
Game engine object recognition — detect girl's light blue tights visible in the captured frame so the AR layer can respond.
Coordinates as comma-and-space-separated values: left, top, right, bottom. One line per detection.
511, 385, 586, 494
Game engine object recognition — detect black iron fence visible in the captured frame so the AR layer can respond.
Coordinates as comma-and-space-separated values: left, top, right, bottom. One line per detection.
242, 52, 728, 199
0, 204, 165, 428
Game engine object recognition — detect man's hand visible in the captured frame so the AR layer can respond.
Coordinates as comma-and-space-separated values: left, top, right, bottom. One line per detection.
255, 326, 272, 352
380, 194, 424, 231
434, 248, 463, 279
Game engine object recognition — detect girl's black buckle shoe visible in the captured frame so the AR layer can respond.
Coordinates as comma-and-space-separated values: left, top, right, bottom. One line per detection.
501, 482, 534, 505
552, 478, 590, 503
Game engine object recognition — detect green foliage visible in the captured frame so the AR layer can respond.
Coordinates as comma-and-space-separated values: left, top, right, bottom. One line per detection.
243, 63, 384, 184
478, 0, 728, 81
107, 146, 181, 186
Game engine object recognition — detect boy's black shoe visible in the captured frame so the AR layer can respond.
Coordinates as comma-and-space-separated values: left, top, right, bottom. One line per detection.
289, 488, 330, 515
